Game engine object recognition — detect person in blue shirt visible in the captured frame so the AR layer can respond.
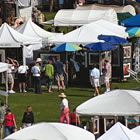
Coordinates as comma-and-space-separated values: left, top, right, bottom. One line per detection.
54, 56, 66, 91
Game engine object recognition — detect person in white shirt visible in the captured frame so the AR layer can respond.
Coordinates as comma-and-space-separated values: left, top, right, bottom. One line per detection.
18, 62, 29, 93
6, 58, 19, 93
59, 93, 70, 124
31, 58, 42, 94
90, 64, 100, 96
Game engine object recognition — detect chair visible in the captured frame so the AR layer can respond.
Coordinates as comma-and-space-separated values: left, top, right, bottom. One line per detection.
127, 68, 140, 83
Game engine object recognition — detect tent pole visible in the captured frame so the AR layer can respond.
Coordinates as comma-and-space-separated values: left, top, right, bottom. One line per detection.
66, 52, 68, 88
23, 45, 26, 66
6, 96, 8, 105
5, 71, 8, 93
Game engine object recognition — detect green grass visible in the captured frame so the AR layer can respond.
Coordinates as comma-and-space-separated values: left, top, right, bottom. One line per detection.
1, 77, 140, 128
42, 11, 73, 33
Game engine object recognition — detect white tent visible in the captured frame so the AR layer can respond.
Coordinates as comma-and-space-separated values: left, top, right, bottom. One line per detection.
132, 126, 140, 135
0, 62, 8, 73
5, 122, 95, 140
77, 4, 136, 16
16, 18, 63, 45
54, 9, 118, 27
98, 122, 140, 140
0, 23, 42, 48
76, 89, 140, 116
0, 23, 42, 64
0, 62, 8, 104
51, 20, 128, 45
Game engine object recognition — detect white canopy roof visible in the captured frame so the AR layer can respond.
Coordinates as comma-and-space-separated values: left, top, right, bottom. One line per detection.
0, 23, 42, 48
0, 62, 8, 73
5, 122, 95, 140
132, 126, 140, 135
51, 20, 128, 45
98, 122, 140, 140
77, 4, 136, 16
76, 89, 140, 116
16, 19, 63, 44
54, 9, 118, 27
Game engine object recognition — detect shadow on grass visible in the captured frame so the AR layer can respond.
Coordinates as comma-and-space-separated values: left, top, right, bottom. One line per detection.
70, 88, 93, 92
67, 94, 92, 97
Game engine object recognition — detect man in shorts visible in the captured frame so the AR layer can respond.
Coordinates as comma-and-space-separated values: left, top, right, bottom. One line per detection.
90, 64, 100, 96
6, 58, 19, 93
54, 56, 66, 91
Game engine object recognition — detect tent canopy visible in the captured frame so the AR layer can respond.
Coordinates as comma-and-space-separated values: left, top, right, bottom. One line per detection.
132, 126, 140, 135
51, 20, 128, 45
5, 122, 95, 140
77, 4, 136, 16
120, 14, 140, 27
54, 9, 118, 26
0, 62, 8, 73
76, 89, 140, 116
16, 18, 63, 44
98, 122, 140, 140
0, 23, 42, 48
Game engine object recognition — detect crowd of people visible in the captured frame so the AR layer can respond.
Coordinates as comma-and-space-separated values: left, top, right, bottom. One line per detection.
4, 55, 112, 138
6, 56, 67, 94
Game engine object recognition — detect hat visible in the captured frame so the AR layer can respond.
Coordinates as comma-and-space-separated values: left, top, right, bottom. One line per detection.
58, 93, 66, 98
36, 58, 42, 63
105, 57, 110, 62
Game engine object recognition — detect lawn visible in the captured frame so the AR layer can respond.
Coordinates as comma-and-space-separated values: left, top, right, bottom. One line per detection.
0, 77, 140, 129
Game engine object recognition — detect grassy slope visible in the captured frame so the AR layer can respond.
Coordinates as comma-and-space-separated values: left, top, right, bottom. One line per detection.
0, 77, 139, 128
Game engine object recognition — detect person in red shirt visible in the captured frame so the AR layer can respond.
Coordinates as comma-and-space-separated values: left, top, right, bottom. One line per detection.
4, 108, 17, 137
70, 108, 80, 126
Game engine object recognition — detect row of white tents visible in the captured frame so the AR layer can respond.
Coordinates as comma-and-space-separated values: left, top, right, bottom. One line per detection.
0, 19, 62, 64
0, 17, 128, 64
3, 121, 140, 140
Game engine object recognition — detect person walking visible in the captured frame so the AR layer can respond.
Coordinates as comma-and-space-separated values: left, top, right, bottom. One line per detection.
0, 101, 7, 139
59, 93, 70, 124
4, 108, 17, 138
18, 62, 29, 93
31, 58, 42, 94
54, 56, 66, 91
21, 106, 34, 129
90, 64, 100, 96
104, 57, 111, 93
43, 59, 54, 93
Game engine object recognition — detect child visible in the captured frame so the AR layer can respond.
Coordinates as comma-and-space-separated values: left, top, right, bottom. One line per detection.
21, 106, 34, 129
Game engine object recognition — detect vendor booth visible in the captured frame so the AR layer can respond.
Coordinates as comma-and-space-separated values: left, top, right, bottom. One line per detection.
76, 89, 140, 135
51, 20, 128, 85
0, 22, 42, 65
